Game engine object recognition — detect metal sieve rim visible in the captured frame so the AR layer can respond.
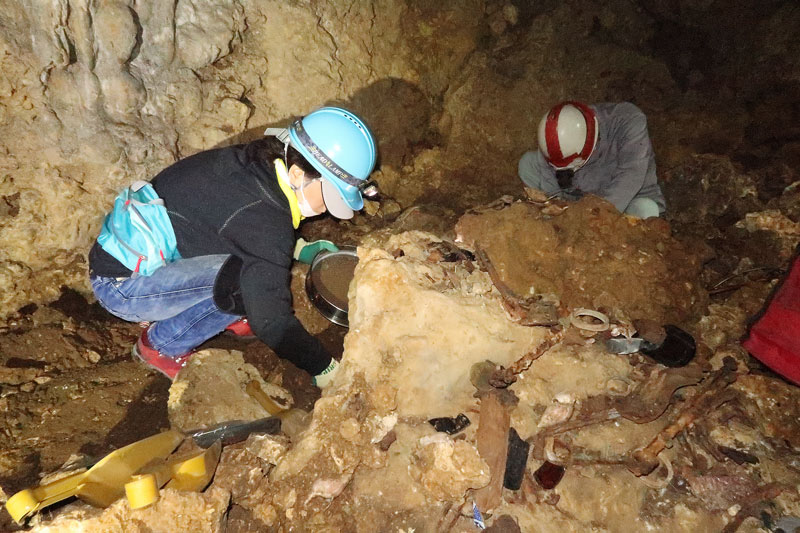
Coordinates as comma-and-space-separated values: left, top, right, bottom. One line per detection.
304, 245, 358, 327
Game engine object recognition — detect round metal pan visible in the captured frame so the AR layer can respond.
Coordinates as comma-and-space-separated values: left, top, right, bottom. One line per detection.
305, 246, 358, 327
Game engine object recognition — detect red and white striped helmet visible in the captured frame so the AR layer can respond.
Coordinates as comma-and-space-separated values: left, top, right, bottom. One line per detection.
537, 101, 599, 170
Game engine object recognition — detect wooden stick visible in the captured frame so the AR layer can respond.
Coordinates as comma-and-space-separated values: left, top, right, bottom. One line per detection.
473, 391, 511, 512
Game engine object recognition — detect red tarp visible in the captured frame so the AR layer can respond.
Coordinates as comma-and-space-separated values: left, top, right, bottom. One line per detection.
742, 246, 800, 385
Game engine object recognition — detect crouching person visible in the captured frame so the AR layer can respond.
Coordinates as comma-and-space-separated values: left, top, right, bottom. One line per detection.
518, 101, 665, 218
88, 107, 378, 386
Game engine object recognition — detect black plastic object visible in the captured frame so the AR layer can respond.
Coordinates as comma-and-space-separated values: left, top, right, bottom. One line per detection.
640, 325, 696, 367
533, 461, 565, 489
503, 428, 530, 490
189, 416, 281, 448
428, 413, 471, 435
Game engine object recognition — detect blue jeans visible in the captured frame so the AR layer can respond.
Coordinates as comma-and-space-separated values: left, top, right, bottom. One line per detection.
90, 255, 241, 357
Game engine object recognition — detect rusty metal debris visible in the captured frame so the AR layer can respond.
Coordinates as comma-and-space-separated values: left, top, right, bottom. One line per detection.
630, 357, 739, 476
528, 364, 705, 445
475, 247, 559, 327
525, 358, 741, 481
613, 364, 705, 423
489, 329, 565, 388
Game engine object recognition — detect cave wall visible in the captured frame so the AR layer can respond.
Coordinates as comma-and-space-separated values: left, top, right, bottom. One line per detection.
0, 0, 797, 319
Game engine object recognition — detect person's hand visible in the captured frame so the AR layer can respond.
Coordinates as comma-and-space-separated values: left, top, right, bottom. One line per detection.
294, 238, 339, 264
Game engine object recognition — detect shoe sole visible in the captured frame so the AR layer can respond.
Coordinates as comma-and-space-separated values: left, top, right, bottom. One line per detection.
131, 344, 177, 381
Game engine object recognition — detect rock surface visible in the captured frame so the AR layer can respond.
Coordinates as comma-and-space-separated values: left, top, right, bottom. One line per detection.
0, 0, 797, 319
27, 486, 230, 533
168, 349, 292, 431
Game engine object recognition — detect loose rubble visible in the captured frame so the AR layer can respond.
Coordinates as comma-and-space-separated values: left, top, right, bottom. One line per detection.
1, 193, 798, 532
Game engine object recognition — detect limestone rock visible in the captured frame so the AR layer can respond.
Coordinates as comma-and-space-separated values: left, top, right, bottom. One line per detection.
339, 231, 547, 416
409, 434, 490, 501
735, 209, 800, 261
168, 349, 292, 431
238, 230, 735, 532
28, 486, 230, 533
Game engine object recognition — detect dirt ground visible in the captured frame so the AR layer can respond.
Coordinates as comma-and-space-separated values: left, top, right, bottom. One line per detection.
0, 286, 347, 532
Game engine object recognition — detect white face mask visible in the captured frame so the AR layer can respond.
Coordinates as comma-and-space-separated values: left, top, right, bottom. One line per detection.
294, 179, 323, 217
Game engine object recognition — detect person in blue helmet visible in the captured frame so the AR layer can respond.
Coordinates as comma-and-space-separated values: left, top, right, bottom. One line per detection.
88, 107, 378, 386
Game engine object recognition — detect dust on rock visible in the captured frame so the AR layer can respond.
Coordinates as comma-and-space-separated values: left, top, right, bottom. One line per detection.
456, 195, 708, 325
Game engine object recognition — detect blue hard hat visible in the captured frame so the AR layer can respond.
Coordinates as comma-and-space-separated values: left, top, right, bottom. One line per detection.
288, 107, 377, 213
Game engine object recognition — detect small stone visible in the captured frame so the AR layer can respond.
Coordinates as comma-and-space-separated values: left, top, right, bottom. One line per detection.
379, 199, 402, 220
363, 199, 381, 216
85, 350, 101, 364
19, 382, 35, 393
33, 376, 52, 385
339, 417, 361, 441
377, 430, 397, 451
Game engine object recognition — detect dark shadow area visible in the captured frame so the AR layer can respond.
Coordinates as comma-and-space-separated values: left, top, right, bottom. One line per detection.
216, 77, 439, 176
48, 286, 112, 324
330, 77, 439, 169
0, 451, 40, 531
78, 376, 171, 458
226, 502, 271, 533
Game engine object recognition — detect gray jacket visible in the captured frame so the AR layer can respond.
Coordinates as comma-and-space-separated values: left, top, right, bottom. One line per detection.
518, 102, 665, 213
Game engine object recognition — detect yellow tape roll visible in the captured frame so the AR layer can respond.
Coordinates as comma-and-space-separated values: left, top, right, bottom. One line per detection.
125, 474, 159, 510
5, 489, 39, 523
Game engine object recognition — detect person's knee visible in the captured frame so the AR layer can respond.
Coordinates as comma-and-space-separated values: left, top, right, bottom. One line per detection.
624, 198, 660, 219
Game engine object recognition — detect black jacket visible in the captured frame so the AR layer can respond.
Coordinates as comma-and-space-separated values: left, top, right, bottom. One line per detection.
89, 143, 330, 374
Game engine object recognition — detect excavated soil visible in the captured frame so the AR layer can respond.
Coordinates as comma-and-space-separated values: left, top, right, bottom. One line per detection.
1, 191, 796, 532
456, 195, 708, 326
0, 281, 343, 532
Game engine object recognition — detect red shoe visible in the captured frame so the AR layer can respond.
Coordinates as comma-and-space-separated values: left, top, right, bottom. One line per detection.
131, 329, 192, 380
225, 318, 255, 338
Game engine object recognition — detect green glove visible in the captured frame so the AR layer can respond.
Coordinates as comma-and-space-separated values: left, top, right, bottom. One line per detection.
294, 238, 339, 264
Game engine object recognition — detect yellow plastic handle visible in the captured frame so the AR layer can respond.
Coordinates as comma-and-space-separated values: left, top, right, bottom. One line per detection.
6, 488, 40, 524
5, 430, 184, 523
246, 380, 290, 415
166, 441, 222, 492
